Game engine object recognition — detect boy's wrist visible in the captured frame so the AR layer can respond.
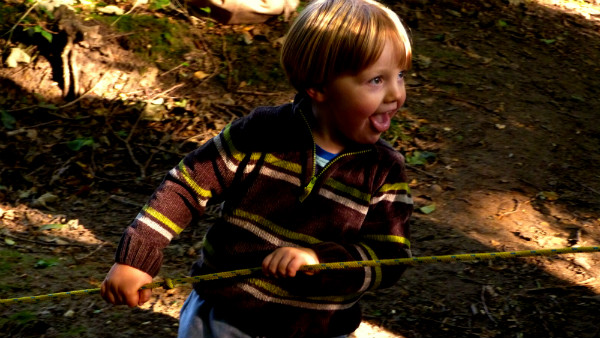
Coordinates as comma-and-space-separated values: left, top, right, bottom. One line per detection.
115, 229, 164, 277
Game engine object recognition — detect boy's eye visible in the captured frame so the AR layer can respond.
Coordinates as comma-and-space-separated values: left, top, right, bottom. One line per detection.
398, 71, 404, 79
369, 76, 383, 85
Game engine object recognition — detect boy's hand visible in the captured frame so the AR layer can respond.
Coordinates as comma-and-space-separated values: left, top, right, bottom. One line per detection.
101, 263, 153, 307
262, 247, 319, 278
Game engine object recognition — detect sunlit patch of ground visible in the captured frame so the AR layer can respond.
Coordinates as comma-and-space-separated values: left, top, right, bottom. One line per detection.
533, 0, 600, 19
0, 203, 108, 247
351, 321, 405, 338
427, 189, 600, 293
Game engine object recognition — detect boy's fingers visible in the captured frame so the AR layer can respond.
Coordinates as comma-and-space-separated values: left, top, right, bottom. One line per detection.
123, 288, 140, 308
100, 281, 118, 305
139, 289, 152, 305
263, 251, 285, 276
286, 258, 303, 277
262, 254, 273, 272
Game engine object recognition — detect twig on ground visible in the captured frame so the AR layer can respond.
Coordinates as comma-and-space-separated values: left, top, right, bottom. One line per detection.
496, 198, 520, 219
111, 0, 144, 27
430, 88, 496, 113
148, 83, 185, 102
406, 164, 441, 179
126, 111, 147, 178
575, 180, 600, 196
72, 243, 107, 264
107, 110, 148, 178
480, 285, 497, 324
159, 63, 188, 77
58, 71, 109, 109
3, 1, 39, 47
133, 142, 185, 156
108, 195, 143, 208
235, 90, 284, 96
222, 36, 234, 91
533, 303, 553, 336
3, 232, 100, 248
50, 156, 76, 186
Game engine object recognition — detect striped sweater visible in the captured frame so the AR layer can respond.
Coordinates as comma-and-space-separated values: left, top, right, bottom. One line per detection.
115, 94, 413, 337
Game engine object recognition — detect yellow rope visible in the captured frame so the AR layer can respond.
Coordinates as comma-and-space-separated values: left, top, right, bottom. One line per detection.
1, 246, 598, 305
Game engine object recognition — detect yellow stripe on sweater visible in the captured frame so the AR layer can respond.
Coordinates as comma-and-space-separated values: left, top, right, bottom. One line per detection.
358, 242, 383, 290
324, 178, 371, 203
246, 278, 360, 304
362, 234, 411, 248
265, 153, 302, 174
222, 124, 262, 162
143, 206, 184, 234
234, 209, 321, 245
179, 162, 213, 199
379, 182, 410, 193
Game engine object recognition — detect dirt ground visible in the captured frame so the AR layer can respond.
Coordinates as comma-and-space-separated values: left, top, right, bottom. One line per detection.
1, 0, 600, 337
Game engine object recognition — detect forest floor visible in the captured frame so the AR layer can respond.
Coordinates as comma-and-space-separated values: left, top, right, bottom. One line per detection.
1, 0, 600, 337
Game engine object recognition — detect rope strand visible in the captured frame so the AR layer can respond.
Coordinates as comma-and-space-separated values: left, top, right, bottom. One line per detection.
1, 246, 598, 305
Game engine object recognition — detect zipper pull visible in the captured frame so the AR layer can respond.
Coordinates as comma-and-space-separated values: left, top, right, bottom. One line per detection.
299, 176, 318, 202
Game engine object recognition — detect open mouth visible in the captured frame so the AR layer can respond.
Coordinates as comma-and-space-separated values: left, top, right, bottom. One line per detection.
370, 110, 394, 133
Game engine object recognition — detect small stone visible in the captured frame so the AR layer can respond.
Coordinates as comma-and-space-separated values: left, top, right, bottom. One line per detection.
430, 184, 443, 193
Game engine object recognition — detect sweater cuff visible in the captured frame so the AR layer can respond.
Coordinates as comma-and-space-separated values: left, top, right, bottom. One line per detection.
309, 242, 366, 294
311, 242, 355, 263
115, 227, 164, 277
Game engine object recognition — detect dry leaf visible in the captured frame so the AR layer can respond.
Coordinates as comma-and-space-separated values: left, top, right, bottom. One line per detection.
31, 193, 59, 209
194, 71, 209, 80
5, 48, 31, 68
98, 5, 125, 15
242, 31, 253, 45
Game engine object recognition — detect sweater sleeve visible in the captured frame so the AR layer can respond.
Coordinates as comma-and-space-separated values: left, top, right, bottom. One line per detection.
307, 153, 413, 294
114, 127, 241, 276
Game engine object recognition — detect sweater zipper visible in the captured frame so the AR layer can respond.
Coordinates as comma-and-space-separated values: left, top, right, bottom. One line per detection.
299, 112, 372, 202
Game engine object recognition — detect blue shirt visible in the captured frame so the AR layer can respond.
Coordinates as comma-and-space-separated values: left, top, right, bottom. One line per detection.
316, 144, 338, 172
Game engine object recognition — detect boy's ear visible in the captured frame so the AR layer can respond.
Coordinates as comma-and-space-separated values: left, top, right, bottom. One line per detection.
306, 87, 326, 103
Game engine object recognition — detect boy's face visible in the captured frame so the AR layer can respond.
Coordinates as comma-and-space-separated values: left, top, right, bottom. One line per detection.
310, 40, 406, 151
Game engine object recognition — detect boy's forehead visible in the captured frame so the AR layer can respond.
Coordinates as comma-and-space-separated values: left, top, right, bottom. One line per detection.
357, 43, 405, 73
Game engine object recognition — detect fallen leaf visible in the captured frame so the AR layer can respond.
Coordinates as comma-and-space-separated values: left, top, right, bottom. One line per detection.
68, 219, 79, 230
31, 193, 59, 209
1, 110, 16, 129
194, 70, 209, 80
34, 259, 59, 269
573, 256, 591, 270
537, 191, 559, 201
406, 151, 437, 166
5, 48, 31, 68
98, 5, 125, 15
5, 238, 15, 246
241, 31, 253, 45
38, 0, 75, 11
419, 204, 436, 214
39, 223, 66, 231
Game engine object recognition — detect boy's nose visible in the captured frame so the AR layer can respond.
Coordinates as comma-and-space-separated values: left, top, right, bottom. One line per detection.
385, 81, 404, 103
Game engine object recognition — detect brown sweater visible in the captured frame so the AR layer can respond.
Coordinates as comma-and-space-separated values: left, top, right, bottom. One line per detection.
115, 94, 413, 337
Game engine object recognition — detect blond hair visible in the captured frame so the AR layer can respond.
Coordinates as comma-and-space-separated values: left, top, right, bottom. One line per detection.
281, 0, 412, 92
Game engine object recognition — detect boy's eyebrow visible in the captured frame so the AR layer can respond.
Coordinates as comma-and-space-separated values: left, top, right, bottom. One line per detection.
362, 66, 403, 76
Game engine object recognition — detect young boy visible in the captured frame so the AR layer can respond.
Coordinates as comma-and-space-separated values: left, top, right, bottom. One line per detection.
101, 0, 413, 337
